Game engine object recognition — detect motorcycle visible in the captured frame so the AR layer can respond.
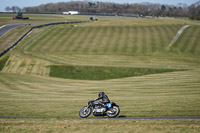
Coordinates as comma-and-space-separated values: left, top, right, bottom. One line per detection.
79, 100, 120, 118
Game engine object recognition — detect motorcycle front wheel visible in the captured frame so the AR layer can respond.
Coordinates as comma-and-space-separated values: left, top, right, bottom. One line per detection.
79, 106, 91, 118
107, 106, 120, 118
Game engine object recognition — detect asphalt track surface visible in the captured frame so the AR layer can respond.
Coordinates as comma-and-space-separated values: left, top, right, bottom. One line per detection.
0, 116, 200, 119
0, 23, 46, 38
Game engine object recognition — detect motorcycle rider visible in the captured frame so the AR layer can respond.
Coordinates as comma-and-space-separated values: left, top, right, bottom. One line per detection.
79, 91, 120, 118
93, 92, 110, 105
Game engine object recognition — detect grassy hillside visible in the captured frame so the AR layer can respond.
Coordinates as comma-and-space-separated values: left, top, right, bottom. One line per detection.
0, 16, 200, 132
171, 25, 200, 54
22, 24, 182, 55
0, 26, 31, 53
0, 67, 200, 117
0, 13, 89, 26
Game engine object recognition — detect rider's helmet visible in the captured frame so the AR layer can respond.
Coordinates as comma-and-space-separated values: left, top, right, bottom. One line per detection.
99, 92, 105, 97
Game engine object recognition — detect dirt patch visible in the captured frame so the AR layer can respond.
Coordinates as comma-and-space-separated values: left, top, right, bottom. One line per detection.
168, 25, 190, 48
2, 54, 50, 76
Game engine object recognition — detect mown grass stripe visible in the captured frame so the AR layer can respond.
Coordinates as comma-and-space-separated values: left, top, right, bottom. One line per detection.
187, 26, 200, 53
58, 27, 80, 52
68, 27, 86, 52
39, 28, 61, 52
59, 28, 77, 52
154, 26, 165, 52
93, 26, 105, 54
131, 26, 138, 53
113, 26, 123, 53
35, 28, 58, 52
180, 27, 196, 53
123, 26, 131, 53
70, 27, 89, 53
118, 26, 127, 53
88, 27, 103, 53
124, 26, 132, 53
141, 26, 147, 54
94, 26, 107, 54
149, 26, 156, 53
145, 26, 152, 53
161, 25, 169, 47
167, 25, 177, 39
166, 25, 179, 48
59, 27, 78, 51
157, 25, 167, 51
103, 26, 116, 54
162, 25, 173, 48
192, 27, 200, 54
81, 27, 97, 53
57, 28, 73, 52
185, 26, 197, 53
22, 22, 199, 56
48, 28, 68, 53
77, 27, 97, 53
100, 26, 110, 53
76, 27, 93, 53
30, 28, 54, 52
39, 28, 60, 53
136, 26, 143, 53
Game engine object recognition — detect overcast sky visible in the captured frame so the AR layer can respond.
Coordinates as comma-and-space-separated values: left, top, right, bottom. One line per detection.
0, 0, 199, 12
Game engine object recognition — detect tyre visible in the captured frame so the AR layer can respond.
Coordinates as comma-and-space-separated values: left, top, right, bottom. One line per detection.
107, 106, 120, 118
79, 106, 91, 118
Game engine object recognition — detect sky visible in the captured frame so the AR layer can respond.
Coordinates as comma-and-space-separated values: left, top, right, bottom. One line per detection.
0, 0, 199, 12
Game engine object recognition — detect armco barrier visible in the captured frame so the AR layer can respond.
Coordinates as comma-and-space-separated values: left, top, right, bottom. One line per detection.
0, 21, 87, 57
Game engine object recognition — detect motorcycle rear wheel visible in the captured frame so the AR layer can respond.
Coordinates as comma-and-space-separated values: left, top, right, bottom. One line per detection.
79, 106, 91, 118
107, 106, 120, 118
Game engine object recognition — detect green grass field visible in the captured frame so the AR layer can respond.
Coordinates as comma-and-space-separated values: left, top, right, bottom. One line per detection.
172, 25, 200, 54
0, 13, 89, 26
1, 119, 200, 133
23, 24, 181, 54
0, 14, 200, 132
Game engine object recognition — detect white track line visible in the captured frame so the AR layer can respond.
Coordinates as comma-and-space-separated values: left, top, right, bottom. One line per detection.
0, 25, 6, 29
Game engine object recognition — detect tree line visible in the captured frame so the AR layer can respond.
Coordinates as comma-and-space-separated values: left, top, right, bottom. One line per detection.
5, 1, 200, 20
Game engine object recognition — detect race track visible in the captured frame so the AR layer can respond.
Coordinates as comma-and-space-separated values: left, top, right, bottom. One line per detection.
0, 23, 46, 38
0, 24, 26, 38
1, 116, 200, 119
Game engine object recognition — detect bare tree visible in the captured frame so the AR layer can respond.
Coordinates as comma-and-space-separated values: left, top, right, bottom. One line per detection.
11, 6, 21, 12
189, 1, 200, 20
5, 6, 11, 12
21, 1, 199, 19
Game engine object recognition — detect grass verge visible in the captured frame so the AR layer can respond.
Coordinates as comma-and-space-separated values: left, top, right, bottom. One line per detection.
0, 119, 200, 133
